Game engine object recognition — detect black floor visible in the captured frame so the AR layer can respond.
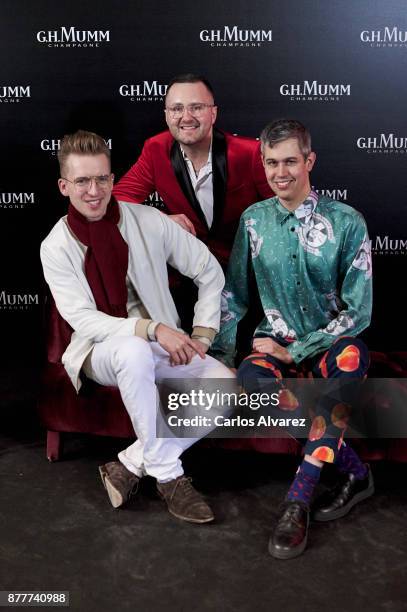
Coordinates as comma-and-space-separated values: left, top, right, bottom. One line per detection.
1, 402, 407, 612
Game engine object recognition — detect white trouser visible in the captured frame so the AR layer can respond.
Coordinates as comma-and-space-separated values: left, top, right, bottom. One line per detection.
83, 336, 234, 482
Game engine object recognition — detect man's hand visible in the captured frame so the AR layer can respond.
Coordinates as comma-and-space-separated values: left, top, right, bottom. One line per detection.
168, 214, 197, 236
190, 338, 209, 356
252, 337, 293, 364
155, 323, 205, 366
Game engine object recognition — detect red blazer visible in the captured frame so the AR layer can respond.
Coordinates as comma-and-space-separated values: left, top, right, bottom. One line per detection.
113, 129, 273, 266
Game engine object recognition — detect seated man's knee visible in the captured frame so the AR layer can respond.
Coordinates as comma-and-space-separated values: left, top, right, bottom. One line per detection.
238, 353, 284, 380
198, 355, 236, 379
111, 336, 154, 373
328, 337, 369, 377
237, 354, 284, 395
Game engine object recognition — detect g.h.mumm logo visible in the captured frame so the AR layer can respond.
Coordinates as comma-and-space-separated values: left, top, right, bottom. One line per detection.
41, 138, 112, 155
0, 86, 31, 103
36, 27, 110, 47
280, 81, 350, 102
357, 134, 407, 154
360, 27, 407, 47
371, 236, 407, 255
200, 26, 272, 47
143, 191, 165, 210
0, 291, 39, 310
316, 188, 348, 202
119, 81, 168, 103
0, 193, 35, 209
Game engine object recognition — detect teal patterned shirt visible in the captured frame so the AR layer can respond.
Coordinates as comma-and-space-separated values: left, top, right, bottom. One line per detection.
211, 190, 372, 366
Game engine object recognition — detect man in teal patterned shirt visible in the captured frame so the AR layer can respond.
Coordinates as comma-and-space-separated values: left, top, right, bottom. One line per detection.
212, 119, 374, 559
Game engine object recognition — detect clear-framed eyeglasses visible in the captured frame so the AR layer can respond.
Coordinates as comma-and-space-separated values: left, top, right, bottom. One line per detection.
61, 174, 113, 190
165, 103, 215, 119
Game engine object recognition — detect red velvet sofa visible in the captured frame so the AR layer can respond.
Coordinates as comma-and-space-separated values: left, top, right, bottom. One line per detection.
37, 297, 407, 462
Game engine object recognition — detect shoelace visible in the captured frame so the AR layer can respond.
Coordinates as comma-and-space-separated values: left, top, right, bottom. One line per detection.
170, 477, 197, 502
278, 503, 308, 528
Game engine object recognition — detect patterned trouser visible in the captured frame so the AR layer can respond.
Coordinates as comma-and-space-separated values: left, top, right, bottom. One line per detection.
237, 337, 369, 463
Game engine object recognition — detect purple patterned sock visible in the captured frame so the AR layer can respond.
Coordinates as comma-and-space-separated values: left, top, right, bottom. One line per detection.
286, 459, 322, 507
335, 443, 368, 479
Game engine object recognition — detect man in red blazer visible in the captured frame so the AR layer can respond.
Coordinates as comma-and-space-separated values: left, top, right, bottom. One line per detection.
113, 73, 273, 268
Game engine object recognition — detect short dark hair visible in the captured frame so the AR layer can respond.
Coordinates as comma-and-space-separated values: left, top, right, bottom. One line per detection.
58, 130, 110, 176
166, 73, 215, 101
260, 119, 311, 159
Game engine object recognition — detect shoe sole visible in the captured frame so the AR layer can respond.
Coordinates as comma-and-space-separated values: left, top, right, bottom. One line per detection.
167, 508, 215, 524
313, 482, 375, 522
99, 465, 124, 509
268, 533, 308, 560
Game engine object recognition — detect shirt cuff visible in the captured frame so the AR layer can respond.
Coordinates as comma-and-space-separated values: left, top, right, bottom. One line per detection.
134, 318, 159, 341
147, 320, 160, 342
191, 326, 216, 342
286, 341, 306, 364
191, 336, 212, 348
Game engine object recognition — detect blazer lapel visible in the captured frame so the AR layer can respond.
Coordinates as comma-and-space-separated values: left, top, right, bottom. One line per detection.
170, 140, 209, 229
211, 128, 227, 231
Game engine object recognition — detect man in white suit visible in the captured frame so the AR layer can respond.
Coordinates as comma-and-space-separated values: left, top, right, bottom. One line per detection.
41, 130, 233, 523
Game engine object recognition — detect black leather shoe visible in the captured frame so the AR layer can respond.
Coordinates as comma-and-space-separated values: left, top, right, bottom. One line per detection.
313, 464, 374, 522
269, 501, 309, 560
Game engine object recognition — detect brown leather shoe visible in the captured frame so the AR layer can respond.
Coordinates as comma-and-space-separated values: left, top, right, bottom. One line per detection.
99, 461, 140, 508
157, 476, 214, 524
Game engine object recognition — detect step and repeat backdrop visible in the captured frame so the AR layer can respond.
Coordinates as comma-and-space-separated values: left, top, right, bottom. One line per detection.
1, 0, 406, 368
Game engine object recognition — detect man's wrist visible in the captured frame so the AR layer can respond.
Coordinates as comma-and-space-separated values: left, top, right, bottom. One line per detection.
191, 326, 216, 348
191, 335, 212, 348
147, 320, 160, 342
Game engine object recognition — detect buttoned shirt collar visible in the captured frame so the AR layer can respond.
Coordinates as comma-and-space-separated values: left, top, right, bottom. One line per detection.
274, 189, 319, 225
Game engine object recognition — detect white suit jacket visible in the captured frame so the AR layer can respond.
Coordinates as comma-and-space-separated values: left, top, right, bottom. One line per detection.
40, 202, 224, 391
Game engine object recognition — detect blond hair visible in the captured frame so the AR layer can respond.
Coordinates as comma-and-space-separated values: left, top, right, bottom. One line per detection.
58, 130, 110, 175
